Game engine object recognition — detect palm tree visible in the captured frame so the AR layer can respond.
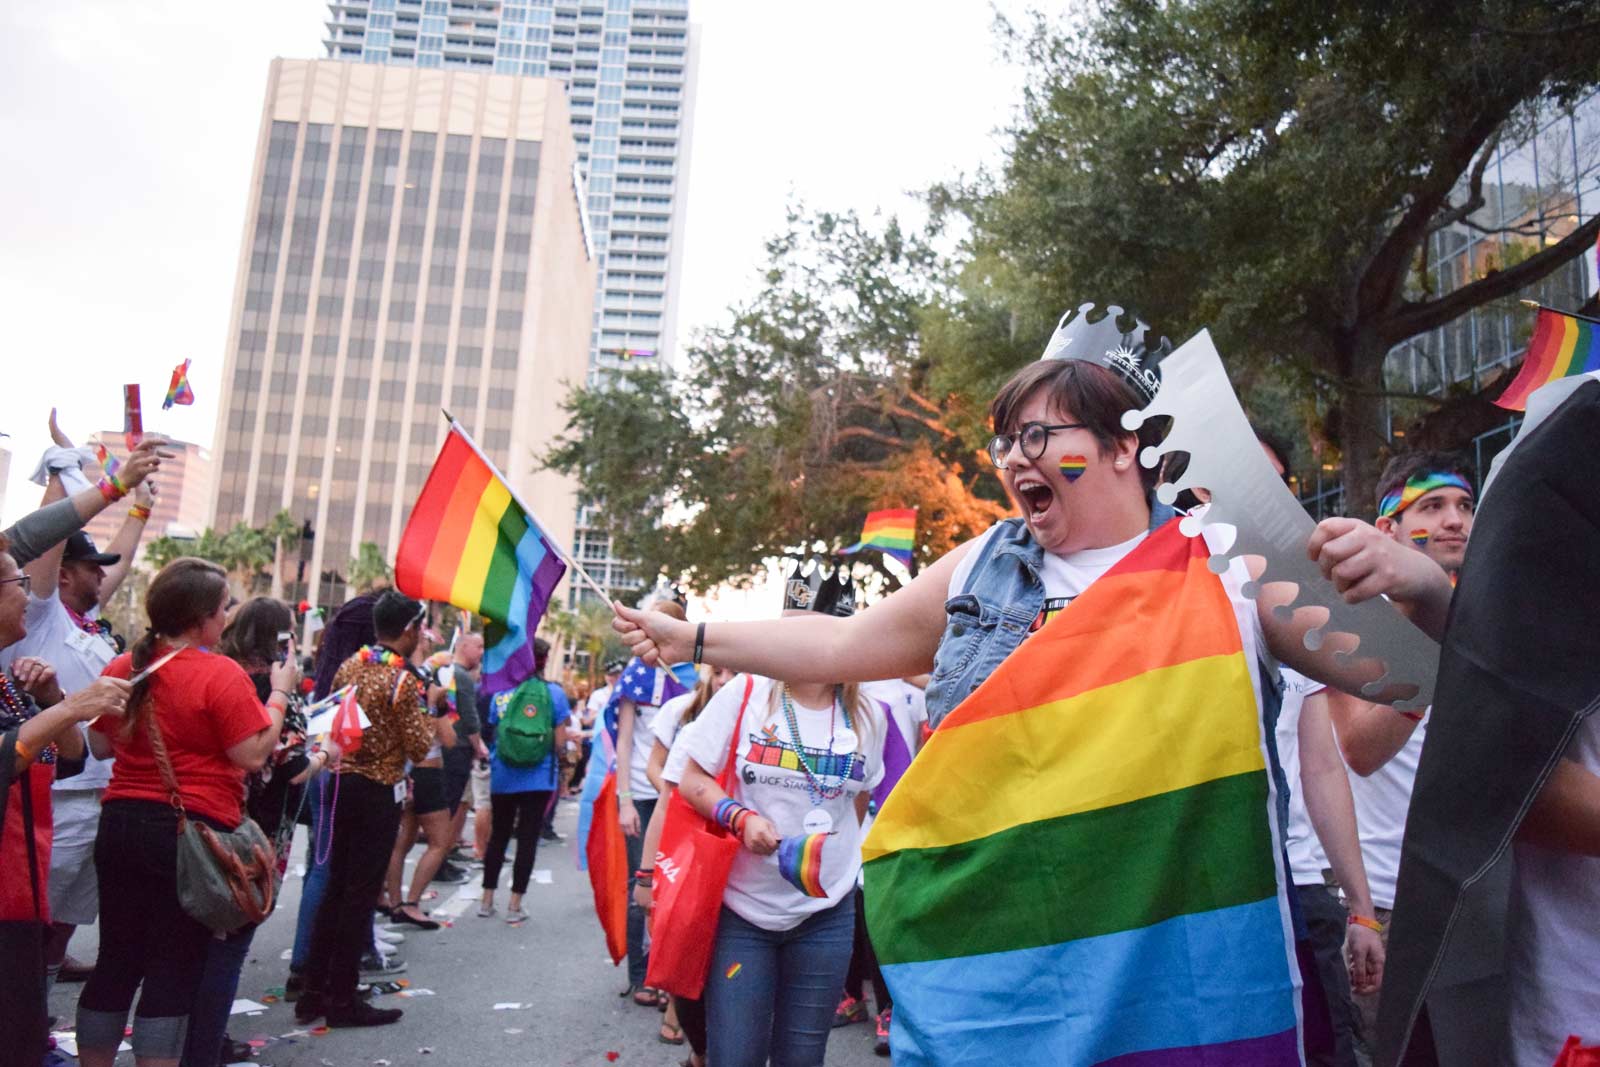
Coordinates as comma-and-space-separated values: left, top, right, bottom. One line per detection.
263, 509, 301, 599
348, 542, 392, 594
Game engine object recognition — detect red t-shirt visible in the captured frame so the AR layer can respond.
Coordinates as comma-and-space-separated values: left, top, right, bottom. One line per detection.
96, 648, 272, 826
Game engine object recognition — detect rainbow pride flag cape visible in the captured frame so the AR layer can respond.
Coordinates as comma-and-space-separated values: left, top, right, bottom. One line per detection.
1495, 308, 1600, 411
396, 422, 566, 694
162, 359, 195, 410
862, 520, 1299, 1065
839, 507, 917, 569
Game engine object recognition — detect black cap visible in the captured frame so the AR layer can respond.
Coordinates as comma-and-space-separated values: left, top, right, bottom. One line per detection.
63, 531, 120, 567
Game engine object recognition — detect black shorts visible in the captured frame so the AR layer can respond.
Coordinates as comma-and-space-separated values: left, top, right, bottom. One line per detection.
410, 766, 449, 817
441, 746, 473, 816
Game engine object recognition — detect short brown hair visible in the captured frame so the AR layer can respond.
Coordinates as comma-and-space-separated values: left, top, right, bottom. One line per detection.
989, 360, 1166, 492
653, 599, 688, 622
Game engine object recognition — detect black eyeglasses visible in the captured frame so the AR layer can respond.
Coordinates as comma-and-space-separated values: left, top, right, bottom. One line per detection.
986, 422, 1087, 469
0, 574, 31, 595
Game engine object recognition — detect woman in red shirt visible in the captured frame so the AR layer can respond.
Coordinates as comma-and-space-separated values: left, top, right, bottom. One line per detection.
75, 558, 296, 1067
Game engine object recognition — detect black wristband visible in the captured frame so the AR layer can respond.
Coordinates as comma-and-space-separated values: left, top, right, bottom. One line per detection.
693, 621, 706, 665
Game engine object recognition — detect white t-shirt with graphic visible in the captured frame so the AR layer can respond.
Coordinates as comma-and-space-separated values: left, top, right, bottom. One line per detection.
1505, 713, 1600, 1063
676, 675, 885, 931
1274, 669, 1331, 885
1346, 712, 1426, 911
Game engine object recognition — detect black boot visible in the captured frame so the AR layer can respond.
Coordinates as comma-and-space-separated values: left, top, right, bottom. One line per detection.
325, 1000, 404, 1028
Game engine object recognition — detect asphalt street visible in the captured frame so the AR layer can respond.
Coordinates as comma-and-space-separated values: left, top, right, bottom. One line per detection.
47, 797, 886, 1067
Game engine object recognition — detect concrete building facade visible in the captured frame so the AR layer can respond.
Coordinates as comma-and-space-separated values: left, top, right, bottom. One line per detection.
208, 58, 596, 606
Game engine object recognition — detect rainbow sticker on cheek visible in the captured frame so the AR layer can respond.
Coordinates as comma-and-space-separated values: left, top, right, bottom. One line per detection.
1408, 529, 1430, 548
1059, 455, 1088, 482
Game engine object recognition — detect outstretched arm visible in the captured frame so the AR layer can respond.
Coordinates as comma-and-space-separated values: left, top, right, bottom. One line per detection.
100, 480, 156, 604
614, 539, 976, 684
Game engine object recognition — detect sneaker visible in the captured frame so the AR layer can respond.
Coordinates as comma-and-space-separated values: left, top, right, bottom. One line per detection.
505, 905, 528, 925
540, 826, 564, 842
373, 925, 405, 945
833, 994, 868, 1028
478, 901, 497, 918
874, 1007, 892, 1056
359, 950, 407, 977
433, 861, 470, 884
326, 1000, 404, 1028
449, 845, 479, 864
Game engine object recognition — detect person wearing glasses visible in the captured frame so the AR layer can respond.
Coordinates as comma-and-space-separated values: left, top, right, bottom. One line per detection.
612, 305, 1456, 1061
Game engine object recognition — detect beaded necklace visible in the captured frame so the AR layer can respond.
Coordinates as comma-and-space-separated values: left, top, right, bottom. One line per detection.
0, 674, 56, 764
779, 684, 856, 804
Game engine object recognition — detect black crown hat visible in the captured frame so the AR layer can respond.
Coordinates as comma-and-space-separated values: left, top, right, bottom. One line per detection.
781, 558, 857, 618
1040, 302, 1171, 406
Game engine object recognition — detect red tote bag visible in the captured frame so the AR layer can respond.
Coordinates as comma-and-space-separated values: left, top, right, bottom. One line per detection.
644, 675, 754, 999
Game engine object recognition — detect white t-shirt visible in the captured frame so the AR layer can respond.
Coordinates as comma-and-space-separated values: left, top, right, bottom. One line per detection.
651, 690, 697, 786
0, 592, 118, 791
584, 684, 613, 736
626, 698, 666, 800
1346, 711, 1427, 911
1505, 713, 1600, 1063
676, 675, 885, 931
1274, 669, 1331, 885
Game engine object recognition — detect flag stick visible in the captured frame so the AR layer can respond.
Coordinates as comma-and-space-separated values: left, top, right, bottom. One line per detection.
1520, 298, 1600, 327
438, 410, 614, 607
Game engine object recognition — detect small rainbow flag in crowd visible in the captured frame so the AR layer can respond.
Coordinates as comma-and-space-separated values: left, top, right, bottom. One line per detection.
1495, 307, 1600, 411
838, 507, 917, 569
162, 359, 195, 410
863, 520, 1298, 1065
396, 421, 567, 695
776, 833, 829, 898
1059, 454, 1088, 482
93, 442, 120, 478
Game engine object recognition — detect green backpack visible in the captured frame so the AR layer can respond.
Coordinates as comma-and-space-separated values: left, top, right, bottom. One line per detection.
496, 678, 554, 769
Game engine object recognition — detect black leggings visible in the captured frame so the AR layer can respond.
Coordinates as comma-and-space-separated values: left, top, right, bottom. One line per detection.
78, 800, 224, 1058
482, 790, 553, 894
844, 885, 890, 1011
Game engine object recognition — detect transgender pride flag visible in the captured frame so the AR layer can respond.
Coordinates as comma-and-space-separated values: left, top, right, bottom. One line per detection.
396, 422, 566, 695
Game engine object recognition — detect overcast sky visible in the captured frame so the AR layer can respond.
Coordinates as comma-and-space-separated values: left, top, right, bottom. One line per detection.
0, 0, 1025, 528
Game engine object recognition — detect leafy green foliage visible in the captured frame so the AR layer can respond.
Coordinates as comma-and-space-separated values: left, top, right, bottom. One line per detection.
348, 541, 392, 594
546, 208, 1008, 592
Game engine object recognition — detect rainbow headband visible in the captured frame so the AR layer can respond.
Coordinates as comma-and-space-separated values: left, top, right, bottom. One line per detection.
1378, 472, 1473, 520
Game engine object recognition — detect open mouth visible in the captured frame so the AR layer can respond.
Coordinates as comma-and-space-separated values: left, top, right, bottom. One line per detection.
1015, 479, 1056, 521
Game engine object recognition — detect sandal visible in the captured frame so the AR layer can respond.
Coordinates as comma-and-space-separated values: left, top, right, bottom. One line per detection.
632, 987, 663, 1008
658, 1021, 685, 1046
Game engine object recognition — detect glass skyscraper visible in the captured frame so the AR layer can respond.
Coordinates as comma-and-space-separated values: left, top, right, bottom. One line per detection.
323, 0, 698, 607
208, 59, 596, 606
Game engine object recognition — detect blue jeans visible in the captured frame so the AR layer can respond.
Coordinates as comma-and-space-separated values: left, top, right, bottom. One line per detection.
290, 773, 347, 973
706, 896, 855, 1067
181, 923, 255, 1067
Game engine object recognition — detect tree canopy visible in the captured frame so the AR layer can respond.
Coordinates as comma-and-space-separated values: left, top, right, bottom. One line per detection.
931, 0, 1600, 511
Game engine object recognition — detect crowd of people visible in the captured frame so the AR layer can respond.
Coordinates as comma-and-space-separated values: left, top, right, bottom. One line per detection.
0, 302, 1594, 1067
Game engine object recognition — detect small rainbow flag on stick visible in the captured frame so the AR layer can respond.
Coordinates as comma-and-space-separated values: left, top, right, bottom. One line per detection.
162, 359, 195, 410
397, 418, 604, 694
838, 507, 917, 569
776, 833, 829, 898
1495, 306, 1600, 411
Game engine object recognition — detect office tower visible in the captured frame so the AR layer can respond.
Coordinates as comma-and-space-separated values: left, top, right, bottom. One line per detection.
208, 58, 596, 606
324, 0, 698, 609
85, 436, 213, 549
322, 0, 698, 376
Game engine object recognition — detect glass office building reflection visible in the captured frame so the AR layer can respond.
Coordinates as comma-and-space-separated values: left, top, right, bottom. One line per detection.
210, 59, 595, 605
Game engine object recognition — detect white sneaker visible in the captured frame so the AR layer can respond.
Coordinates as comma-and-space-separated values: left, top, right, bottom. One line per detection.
373, 925, 405, 945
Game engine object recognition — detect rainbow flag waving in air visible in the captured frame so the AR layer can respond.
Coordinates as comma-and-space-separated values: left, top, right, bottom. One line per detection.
862, 520, 1299, 1066
162, 359, 195, 410
839, 507, 917, 569
1495, 308, 1600, 411
396, 422, 566, 695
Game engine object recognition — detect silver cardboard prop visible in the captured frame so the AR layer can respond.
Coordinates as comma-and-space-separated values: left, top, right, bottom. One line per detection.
1122, 329, 1439, 711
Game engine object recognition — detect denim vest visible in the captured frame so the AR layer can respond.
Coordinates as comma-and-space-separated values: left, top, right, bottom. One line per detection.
925, 502, 1178, 728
